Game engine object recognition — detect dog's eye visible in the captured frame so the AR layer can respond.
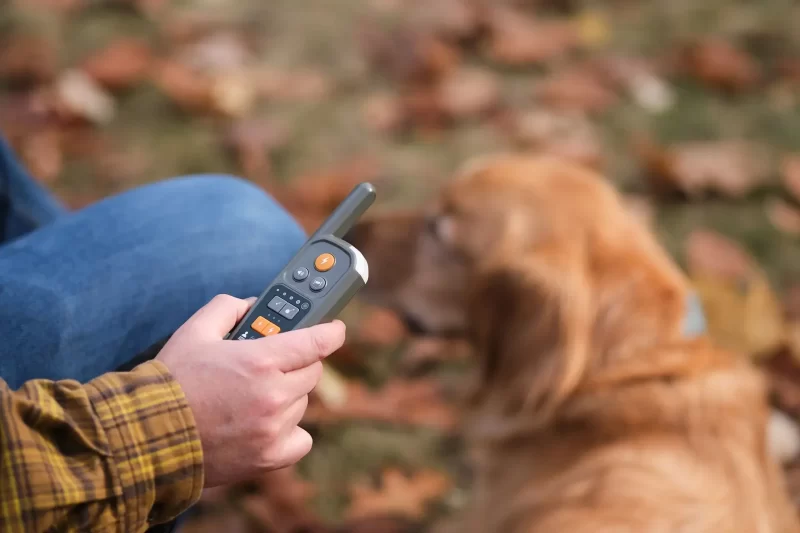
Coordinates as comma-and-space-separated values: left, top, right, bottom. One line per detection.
425, 215, 458, 245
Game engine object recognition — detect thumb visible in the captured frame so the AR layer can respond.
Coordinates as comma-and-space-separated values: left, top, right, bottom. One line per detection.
188, 294, 257, 339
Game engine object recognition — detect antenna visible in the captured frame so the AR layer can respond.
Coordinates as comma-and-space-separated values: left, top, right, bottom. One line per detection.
310, 182, 377, 240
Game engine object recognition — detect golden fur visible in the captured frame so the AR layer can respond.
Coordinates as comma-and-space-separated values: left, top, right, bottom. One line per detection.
348, 154, 800, 532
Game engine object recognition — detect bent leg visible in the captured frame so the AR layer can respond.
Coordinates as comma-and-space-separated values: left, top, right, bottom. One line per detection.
0, 175, 305, 389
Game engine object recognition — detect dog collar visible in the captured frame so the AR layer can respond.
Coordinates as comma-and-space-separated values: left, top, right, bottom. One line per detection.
681, 292, 707, 338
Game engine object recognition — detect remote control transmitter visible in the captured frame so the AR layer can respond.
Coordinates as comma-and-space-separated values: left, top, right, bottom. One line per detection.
225, 182, 376, 341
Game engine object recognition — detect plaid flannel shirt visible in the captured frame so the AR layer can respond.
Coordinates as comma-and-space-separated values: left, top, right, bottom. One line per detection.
0, 361, 204, 532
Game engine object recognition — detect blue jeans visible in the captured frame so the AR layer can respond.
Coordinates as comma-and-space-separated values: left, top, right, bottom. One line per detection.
0, 137, 306, 389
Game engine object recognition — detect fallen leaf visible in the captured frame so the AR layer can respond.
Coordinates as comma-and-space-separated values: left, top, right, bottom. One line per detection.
255, 67, 334, 103
408, 0, 482, 41
209, 71, 258, 118
355, 306, 409, 347
781, 154, 800, 203
677, 38, 761, 92
508, 109, 605, 169
223, 119, 291, 180
362, 92, 407, 133
54, 70, 116, 125
306, 378, 458, 431
152, 60, 213, 113
0, 34, 57, 83
437, 67, 501, 119
485, 7, 579, 66
767, 198, 800, 236
574, 9, 611, 49
177, 31, 254, 74
270, 158, 382, 233
686, 229, 757, 284
637, 139, 772, 199
686, 230, 785, 358
593, 56, 675, 113
346, 468, 452, 520
18, 128, 62, 184
360, 25, 460, 84
81, 38, 153, 90
240, 466, 319, 533
534, 67, 618, 114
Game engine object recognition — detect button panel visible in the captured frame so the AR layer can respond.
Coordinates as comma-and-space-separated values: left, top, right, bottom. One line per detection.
235, 285, 312, 339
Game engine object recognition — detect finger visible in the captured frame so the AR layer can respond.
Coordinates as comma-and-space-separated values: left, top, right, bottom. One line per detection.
282, 362, 324, 402
188, 294, 257, 339
268, 426, 313, 469
252, 320, 346, 372
276, 394, 309, 433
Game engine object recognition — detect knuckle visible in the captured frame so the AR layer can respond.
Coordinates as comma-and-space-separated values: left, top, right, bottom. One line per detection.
260, 390, 285, 413
258, 420, 281, 442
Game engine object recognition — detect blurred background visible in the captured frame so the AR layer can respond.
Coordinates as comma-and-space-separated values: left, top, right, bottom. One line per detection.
4, 0, 800, 531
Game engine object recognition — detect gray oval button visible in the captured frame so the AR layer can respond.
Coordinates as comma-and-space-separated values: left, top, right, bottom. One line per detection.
293, 267, 309, 281
309, 277, 326, 292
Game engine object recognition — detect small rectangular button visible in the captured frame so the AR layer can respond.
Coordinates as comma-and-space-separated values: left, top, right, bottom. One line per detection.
279, 304, 299, 319
267, 296, 287, 313
251, 316, 280, 336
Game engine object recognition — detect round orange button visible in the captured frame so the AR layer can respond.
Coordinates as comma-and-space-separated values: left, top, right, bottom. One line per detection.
314, 253, 335, 272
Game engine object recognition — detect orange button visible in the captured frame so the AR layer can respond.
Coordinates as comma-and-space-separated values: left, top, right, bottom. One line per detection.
314, 253, 335, 272
251, 316, 280, 336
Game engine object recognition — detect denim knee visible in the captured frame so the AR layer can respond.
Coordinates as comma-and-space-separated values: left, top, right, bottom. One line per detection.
160, 173, 306, 246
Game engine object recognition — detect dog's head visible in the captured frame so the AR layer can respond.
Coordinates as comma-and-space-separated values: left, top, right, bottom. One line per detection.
349, 154, 692, 424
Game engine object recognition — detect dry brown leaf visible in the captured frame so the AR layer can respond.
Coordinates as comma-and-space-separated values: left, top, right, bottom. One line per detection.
362, 92, 407, 133
306, 378, 458, 431
152, 60, 213, 113
270, 158, 382, 232
534, 67, 618, 114
0, 34, 57, 83
239, 466, 319, 533
355, 307, 409, 347
637, 139, 771, 199
781, 154, 800, 203
485, 7, 579, 66
685, 230, 785, 358
361, 25, 460, 84
438, 67, 501, 119
592, 55, 675, 113
508, 109, 604, 170
18, 129, 62, 185
346, 468, 452, 521
678, 38, 761, 92
408, 0, 482, 41
223, 119, 290, 180
767, 198, 800, 236
81, 38, 153, 90
255, 68, 334, 103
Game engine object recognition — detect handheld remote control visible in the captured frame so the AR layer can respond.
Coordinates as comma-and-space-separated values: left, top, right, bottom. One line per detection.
225, 182, 376, 341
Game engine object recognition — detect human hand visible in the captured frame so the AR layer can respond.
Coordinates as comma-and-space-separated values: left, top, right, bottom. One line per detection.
156, 294, 345, 487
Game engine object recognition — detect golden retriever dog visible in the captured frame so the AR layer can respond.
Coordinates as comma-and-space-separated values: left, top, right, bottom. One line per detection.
346, 154, 800, 532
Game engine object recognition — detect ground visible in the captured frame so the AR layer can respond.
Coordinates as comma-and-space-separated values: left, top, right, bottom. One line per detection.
3, 0, 800, 531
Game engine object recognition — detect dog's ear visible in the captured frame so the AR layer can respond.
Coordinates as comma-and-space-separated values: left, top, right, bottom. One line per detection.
467, 239, 592, 431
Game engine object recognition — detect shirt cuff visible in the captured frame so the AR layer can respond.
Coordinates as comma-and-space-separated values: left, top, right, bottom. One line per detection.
85, 360, 204, 529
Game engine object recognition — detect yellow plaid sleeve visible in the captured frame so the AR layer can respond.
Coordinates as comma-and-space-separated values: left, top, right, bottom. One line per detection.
0, 360, 204, 532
